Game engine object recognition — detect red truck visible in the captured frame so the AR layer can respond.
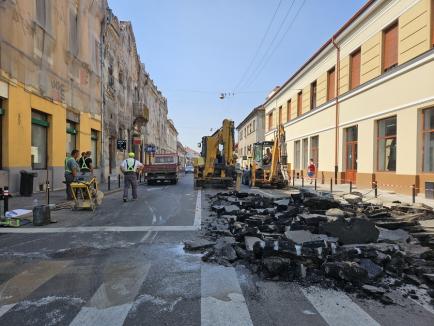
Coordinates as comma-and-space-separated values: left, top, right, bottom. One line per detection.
143, 153, 179, 185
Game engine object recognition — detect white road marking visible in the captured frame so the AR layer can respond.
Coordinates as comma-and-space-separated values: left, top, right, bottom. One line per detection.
140, 231, 152, 243
0, 225, 200, 234
150, 231, 158, 243
147, 188, 163, 191
300, 286, 381, 326
69, 262, 151, 326
201, 264, 253, 326
194, 189, 202, 229
0, 260, 71, 318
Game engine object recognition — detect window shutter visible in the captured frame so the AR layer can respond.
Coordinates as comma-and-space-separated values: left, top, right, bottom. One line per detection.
350, 49, 361, 89
297, 92, 302, 116
383, 23, 398, 71
287, 100, 291, 122
432, 0, 434, 46
327, 68, 336, 100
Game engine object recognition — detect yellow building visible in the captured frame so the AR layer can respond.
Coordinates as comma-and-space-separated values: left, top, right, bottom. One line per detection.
264, 0, 434, 195
0, 0, 105, 193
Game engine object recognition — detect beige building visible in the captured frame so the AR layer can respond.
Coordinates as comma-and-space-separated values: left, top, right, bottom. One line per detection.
264, 0, 434, 195
0, 0, 105, 192
236, 106, 265, 168
167, 119, 178, 153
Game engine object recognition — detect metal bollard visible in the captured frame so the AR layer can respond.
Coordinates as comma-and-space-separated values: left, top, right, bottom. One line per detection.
301, 177, 304, 188
373, 181, 378, 198
118, 174, 121, 188
314, 178, 317, 191
330, 178, 333, 193
412, 184, 416, 204
46, 181, 50, 205
3, 186, 9, 213
350, 181, 352, 193
108, 176, 111, 191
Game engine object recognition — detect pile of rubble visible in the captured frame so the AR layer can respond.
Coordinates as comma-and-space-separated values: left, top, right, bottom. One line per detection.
185, 190, 434, 305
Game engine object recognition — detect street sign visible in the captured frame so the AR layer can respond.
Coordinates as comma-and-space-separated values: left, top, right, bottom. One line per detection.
133, 137, 141, 145
145, 145, 156, 153
117, 139, 127, 150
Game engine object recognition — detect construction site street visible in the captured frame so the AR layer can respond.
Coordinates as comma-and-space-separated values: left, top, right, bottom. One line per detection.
0, 174, 433, 326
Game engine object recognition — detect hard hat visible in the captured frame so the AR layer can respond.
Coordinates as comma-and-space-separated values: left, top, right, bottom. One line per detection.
128, 152, 135, 158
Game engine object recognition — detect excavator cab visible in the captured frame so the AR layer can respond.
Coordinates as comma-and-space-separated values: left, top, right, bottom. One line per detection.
249, 125, 288, 189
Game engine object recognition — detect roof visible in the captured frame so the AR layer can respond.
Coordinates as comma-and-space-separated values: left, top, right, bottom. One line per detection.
263, 0, 376, 106
236, 105, 265, 130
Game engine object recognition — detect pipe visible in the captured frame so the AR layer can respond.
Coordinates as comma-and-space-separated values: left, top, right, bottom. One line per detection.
332, 37, 340, 185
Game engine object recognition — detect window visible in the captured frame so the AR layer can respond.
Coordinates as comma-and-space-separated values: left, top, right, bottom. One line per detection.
377, 116, 397, 171
252, 120, 255, 132
268, 112, 273, 131
287, 99, 291, 122
310, 81, 317, 110
294, 141, 301, 170
310, 136, 319, 168
91, 129, 98, 168
297, 92, 302, 116
422, 108, 434, 172
69, 8, 78, 56
327, 67, 336, 100
278, 106, 282, 125
350, 48, 361, 90
432, 0, 434, 46
66, 120, 77, 157
36, 0, 51, 31
31, 110, 49, 170
383, 22, 398, 72
302, 138, 309, 169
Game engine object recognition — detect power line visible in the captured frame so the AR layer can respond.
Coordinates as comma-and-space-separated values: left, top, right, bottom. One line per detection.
243, 0, 307, 90
238, 0, 296, 92
233, 0, 283, 93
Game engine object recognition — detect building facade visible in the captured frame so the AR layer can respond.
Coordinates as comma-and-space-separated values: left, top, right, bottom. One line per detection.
263, 0, 434, 195
0, 0, 105, 192
0, 0, 177, 193
167, 119, 178, 153
236, 106, 265, 168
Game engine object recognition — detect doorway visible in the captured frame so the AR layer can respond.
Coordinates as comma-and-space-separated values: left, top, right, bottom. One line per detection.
345, 126, 358, 183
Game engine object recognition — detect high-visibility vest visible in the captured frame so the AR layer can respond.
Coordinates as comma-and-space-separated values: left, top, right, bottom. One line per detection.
81, 158, 89, 170
64, 157, 75, 173
126, 158, 136, 172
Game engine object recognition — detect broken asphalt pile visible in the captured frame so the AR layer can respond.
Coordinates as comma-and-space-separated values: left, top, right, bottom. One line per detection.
184, 190, 434, 305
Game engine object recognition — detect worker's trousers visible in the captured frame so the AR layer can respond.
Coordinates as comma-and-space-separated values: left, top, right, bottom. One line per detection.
65, 173, 74, 200
123, 173, 138, 199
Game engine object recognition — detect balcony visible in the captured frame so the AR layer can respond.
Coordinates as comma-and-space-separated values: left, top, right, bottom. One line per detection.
133, 102, 149, 122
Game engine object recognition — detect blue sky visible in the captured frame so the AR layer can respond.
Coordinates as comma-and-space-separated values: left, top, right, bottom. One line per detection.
108, 0, 366, 150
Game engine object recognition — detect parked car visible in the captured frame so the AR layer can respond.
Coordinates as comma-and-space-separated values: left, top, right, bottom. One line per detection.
185, 165, 194, 173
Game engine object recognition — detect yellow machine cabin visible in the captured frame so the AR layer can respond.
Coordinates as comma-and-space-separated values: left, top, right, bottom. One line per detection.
250, 124, 288, 188
194, 119, 236, 188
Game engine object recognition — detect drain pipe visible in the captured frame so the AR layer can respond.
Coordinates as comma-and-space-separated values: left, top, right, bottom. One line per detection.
332, 37, 340, 185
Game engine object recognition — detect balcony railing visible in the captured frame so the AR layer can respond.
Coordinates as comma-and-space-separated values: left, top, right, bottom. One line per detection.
133, 102, 149, 122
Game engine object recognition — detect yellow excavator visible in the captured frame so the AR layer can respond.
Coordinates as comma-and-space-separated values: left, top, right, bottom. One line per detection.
193, 119, 236, 188
250, 124, 288, 188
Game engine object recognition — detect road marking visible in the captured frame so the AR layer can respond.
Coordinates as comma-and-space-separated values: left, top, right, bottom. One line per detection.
69, 262, 151, 326
0, 225, 200, 234
201, 264, 253, 326
140, 231, 152, 243
300, 286, 381, 326
194, 189, 202, 229
0, 260, 71, 317
150, 231, 158, 243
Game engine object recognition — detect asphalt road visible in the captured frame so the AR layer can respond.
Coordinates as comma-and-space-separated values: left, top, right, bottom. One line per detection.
0, 174, 433, 326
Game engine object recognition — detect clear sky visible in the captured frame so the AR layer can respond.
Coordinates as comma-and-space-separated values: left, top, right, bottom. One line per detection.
108, 0, 367, 150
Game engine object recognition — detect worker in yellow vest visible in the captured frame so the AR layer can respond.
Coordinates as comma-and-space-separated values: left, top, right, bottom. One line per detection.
64, 149, 80, 200
120, 152, 144, 202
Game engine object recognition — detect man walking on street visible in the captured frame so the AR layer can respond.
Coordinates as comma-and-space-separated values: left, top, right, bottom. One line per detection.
65, 149, 80, 200
121, 152, 143, 202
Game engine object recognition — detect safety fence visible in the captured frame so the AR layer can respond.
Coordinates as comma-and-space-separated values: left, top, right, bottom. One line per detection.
289, 172, 425, 204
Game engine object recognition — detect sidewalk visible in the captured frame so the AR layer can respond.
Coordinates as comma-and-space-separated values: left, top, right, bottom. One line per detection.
288, 178, 434, 208
5, 178, 144, 211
